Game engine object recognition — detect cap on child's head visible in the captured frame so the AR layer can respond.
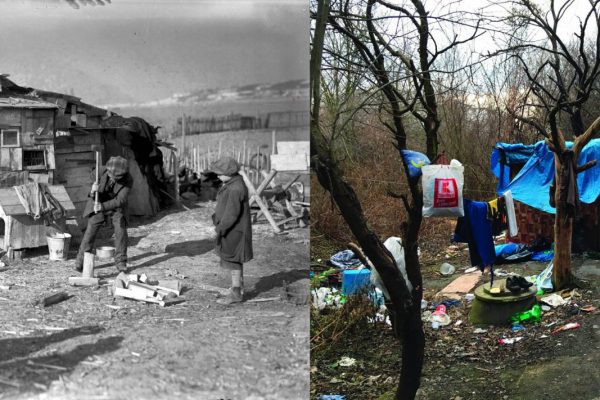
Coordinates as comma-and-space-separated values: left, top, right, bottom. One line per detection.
106, 156, 129, 180
209, 157, 240, 176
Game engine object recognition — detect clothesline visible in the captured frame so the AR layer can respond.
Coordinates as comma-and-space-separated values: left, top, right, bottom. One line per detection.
341, 176, 497, 194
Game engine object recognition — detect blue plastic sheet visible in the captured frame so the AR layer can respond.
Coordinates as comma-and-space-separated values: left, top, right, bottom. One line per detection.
531, 250, 554, 262
319, 396, 346, 400
493, 139, 600, 213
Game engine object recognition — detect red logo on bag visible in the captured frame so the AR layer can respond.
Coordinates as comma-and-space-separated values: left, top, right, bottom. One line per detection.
434, 178, 458, 208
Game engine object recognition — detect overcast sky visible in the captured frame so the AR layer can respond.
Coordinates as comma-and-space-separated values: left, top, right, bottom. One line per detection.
0, 0, 308, 104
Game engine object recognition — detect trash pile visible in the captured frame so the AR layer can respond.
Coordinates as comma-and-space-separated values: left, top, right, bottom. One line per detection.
109, 272, 185, 307
311, 237, 407, 321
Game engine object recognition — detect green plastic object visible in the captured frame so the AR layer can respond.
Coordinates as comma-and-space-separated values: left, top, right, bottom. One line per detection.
510, 304, 541, 324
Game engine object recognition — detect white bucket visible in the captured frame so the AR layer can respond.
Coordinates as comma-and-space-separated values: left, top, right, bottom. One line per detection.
47, 233, 72, 261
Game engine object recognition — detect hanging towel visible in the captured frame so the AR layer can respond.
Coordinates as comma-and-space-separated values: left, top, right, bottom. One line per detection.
503, 190, 518, 237
453, 199, 496, 270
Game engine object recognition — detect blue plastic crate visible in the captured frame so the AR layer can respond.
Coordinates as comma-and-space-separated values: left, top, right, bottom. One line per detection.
341, 269, 371, 296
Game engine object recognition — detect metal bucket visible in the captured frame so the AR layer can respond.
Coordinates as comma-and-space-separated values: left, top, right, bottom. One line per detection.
47, 233, 72, 261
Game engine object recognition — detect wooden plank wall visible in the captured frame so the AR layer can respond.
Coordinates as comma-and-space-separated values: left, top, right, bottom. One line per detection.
0, 108, 56, 182
54, 130, 101, 218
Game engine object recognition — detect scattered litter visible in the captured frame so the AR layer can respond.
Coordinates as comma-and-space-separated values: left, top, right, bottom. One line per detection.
0, 284, 11, 290
552, 322, 581, 335
105, 305, 121, 310
165, 268, 187, 280
34, 292, 70, 307
540, 293, 568, 308
438, 299, 461, 309
312, 287, 345, 310
464, 267, 478, 274
431, 304, 451, 329
540, 334, 549, 338
473, 328, 487, 334
319, 395, 346, 400
329, 250, 363, 269
421, 299, 428, 310
440, 262, 456, 276
498, 337, 523, 345
511, 323, 526, 332
338, 356, 356, 367
541, 305, 551, 312
454, 320, 463, 326
464, 293, 475, 301
131, 352, 140, 357
367, 313, 392, 325
581, 305, 597, 313
536, 261, 554, 292
494, 269, 509, 277
169, 231, 181, 235
510, 304, 541, 324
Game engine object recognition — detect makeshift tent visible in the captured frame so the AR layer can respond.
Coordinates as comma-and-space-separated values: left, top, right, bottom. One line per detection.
491, 139, 600, 250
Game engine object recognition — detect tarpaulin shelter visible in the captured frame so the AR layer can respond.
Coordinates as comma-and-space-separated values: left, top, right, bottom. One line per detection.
491, 139, 600, 250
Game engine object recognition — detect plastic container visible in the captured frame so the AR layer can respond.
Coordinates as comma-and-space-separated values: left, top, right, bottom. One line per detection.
47, 233, 72, 261
440, 262, 456, 275
431, 304, 451, 326
341, 269, 371, 296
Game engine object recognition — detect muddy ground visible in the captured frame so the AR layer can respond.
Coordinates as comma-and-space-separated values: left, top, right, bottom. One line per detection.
0, 203, 309, 400
311, 249, 600, 400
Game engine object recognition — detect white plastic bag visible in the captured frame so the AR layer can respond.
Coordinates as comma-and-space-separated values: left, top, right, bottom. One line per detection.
422, 159, 464, 217
370, 236, 412, 300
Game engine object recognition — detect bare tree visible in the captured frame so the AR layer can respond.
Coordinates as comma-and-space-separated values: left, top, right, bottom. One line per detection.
311, 0, 481, 397
492, 0, 600, 288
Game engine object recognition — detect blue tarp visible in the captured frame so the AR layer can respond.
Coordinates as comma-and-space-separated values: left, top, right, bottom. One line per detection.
492, 139, 600, 214
491, 143, 536, 190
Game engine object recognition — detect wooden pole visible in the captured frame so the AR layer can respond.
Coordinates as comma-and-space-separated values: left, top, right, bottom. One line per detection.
181, 112, 186, 164
242, 140, 247, 166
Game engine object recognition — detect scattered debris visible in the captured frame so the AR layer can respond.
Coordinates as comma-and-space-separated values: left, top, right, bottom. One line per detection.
540, 293, 568, 308
552, 322, 581, 335
35, 292, 70, 307
498, 337, 523, 345
165, 268, 187, 280
473, 328, 487, 334
338, 356, 356, 367
111, 273, 184, 307
440, 262, 456, 276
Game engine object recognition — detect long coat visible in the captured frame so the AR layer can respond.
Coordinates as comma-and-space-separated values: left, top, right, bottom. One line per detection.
212, 174, 253, 263
83, 170, 134, 220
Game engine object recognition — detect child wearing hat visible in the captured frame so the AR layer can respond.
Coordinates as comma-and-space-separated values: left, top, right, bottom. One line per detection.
75, 156, 133, 273
210, 156, 253, 304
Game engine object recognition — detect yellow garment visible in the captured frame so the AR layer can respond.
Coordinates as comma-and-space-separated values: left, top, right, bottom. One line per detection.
488, 198, 499, 217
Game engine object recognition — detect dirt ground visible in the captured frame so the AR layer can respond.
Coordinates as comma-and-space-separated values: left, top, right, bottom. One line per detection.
0, 203, 309, 400
311, 249, 600, 400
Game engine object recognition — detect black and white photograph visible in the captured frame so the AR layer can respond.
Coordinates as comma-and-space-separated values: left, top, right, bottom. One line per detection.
0, 1, 309, 399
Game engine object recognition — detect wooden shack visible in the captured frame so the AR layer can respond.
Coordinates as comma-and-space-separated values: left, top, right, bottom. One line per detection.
0, 95, 77, 252
0, 75, 162, 249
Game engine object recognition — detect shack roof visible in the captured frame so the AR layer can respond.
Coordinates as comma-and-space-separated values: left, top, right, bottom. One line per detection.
0, 96, 58, 109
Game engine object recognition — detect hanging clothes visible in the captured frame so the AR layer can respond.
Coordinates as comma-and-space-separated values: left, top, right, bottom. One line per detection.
503, 190, 518, 237
454, 199, 496, 271
13, 183, 66, 222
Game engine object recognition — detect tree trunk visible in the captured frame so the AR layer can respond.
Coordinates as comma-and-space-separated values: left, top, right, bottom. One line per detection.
552, 161, 574, 289
396, 303, 425, 399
